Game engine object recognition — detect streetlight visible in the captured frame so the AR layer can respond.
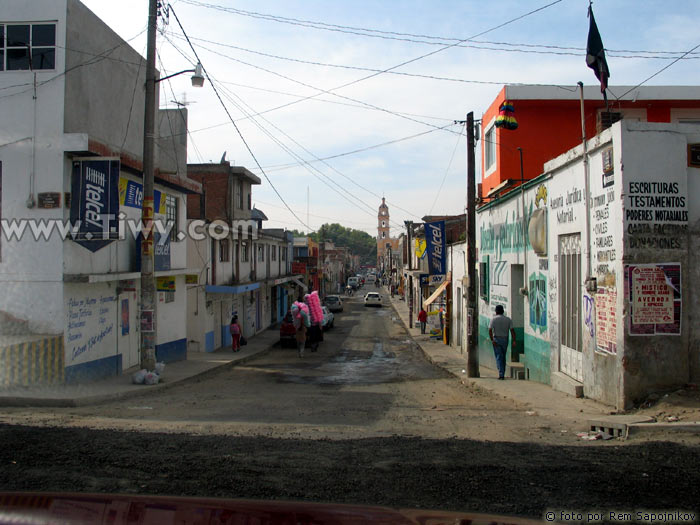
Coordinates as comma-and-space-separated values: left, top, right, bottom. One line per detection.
140, 0, 204, 371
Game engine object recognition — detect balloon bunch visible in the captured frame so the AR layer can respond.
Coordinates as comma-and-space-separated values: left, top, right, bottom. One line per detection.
291, 301, 311, 328
305, 291, 324, 325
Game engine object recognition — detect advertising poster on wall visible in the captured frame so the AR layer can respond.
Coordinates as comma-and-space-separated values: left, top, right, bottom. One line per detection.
121, 299, 129, 336
626, 263, 681, 335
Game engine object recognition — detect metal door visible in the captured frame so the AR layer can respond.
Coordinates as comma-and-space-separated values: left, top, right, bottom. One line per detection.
510, 265, 524, 362
558, 234, 583, 382
117, 293, 139, 370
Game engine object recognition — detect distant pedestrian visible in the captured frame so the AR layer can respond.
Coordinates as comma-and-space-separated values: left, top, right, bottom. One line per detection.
296, 321, 307, 358
418, 307, 428, 334
229, 316, 241, 352
489, 305, 516, 380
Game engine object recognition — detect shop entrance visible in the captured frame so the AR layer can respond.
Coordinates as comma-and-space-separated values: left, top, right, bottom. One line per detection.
558, 233, 583, 382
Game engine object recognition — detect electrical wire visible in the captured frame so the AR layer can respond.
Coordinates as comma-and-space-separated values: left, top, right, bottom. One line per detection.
167, 4, 313, 233
428, 124, 465, 216
179, 0, 700, 60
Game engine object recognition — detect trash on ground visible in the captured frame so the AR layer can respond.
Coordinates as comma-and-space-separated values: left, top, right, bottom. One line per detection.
525, 410, 536, 416
144, 371, 160, 385
666, 416, 680, 422
128, 406, 153, 410
132, 369, 148, 385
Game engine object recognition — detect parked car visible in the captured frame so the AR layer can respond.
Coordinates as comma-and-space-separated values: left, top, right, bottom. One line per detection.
321, 306, 334, 330
364, 292, 382, 307
279, 311, 297, 347
347, 277, 359, 289
365, 274, 376, 284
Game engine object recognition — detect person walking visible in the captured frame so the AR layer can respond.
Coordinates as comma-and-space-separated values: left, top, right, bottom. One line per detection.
489, 305, 516, 380
418, 307, 428, 334
296, 320, 307, 358
229, 316, 241, 352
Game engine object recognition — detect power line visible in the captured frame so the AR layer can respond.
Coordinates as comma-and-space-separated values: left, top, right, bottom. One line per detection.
613, 43, 700, 101
428, 124, 465, 216
179, 0, 700, 59
167, 4, 313, 233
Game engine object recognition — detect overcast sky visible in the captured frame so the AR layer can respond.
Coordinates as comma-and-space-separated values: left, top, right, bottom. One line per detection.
80, 0, 700, 236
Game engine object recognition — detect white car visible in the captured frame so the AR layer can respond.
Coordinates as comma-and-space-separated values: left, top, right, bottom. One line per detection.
321, 306, 334, 330
364, 292, 382, 307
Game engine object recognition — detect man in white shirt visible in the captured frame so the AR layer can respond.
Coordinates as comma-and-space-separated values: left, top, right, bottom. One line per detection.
488, 304, 516, 380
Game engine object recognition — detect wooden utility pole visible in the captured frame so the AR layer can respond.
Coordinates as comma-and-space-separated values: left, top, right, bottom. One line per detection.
140, 0, 158, 371
466, 112, 479, 377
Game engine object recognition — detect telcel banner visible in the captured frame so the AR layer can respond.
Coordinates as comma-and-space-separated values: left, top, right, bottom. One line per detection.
70, 158, 120, 252
424, 220, 446, 275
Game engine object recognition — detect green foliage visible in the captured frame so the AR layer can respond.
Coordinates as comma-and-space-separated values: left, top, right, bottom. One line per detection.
310, 223, 376, 265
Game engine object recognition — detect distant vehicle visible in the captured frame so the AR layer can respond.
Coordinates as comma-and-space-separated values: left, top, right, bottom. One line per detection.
324, 295, 343, 312
364, 292, 382, 307
365, 274, 376, 284
279, 311, 297, 347
347, 277, 359, 289
321, 306, 334, 330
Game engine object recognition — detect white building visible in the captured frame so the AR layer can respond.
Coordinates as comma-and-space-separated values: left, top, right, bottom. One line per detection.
0, 0, 200, 386
476, 120, 700, 409
185, 162, 297, 352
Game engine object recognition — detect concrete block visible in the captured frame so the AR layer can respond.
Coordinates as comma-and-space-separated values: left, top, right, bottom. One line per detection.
551, 371, 584, 398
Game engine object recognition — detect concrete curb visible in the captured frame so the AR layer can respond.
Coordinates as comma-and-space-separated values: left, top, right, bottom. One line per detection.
0, 344, 274, 408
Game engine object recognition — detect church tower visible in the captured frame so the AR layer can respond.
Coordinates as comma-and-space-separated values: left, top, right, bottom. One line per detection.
377, 197, 390, 268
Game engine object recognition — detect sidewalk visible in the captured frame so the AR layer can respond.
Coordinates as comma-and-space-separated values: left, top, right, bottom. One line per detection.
385, 288, 700, 439
0, 327, 279, 408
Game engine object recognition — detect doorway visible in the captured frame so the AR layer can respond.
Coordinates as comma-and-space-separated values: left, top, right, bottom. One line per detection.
558, 233, 583, 382
510, 265, 524, 362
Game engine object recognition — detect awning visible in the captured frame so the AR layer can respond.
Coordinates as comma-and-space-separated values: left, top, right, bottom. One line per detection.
424, 279, 450, 307
205, 282, 260, 295
291, 278, 308, 291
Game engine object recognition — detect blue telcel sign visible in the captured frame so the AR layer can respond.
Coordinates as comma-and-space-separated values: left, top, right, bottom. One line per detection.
70, 158, 120, 252
424, 220, 446, 276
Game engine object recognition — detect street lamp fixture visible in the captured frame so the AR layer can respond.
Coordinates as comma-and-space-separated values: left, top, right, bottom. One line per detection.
156, 61, 205, 88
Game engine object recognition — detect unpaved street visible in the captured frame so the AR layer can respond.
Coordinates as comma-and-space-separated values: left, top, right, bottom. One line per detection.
1, 294, 699, 518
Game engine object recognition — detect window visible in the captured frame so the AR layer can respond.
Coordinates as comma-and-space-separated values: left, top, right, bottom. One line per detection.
163, 291, 175, 303
238, 181, 244, 209
258, 244, 265, 262
219, 239, 230, 262
247, 192, 251, 210
281, 247, 287, 261
1, 23, 56, 71
484, 125, 496, 171
479, 257, 489, 301
271, 245, 277, 261
382, 231, 386, 239
166, 194, 178, 241
241, 242, 249, 262
381, 221, 386, 227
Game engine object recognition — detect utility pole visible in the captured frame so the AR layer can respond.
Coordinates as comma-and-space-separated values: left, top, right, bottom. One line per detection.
140, 0, 158, 371
405, 220, 413, 329
466, 112, 479, 377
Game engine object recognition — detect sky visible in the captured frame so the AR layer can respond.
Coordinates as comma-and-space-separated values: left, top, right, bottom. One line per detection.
80, 0, 700, 237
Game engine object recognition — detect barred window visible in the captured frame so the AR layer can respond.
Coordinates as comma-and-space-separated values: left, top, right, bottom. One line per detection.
166, 194, 178, 241
219, 239, 230, 262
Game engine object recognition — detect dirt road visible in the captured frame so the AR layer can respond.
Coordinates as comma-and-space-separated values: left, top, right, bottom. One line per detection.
1, 293, 699, 518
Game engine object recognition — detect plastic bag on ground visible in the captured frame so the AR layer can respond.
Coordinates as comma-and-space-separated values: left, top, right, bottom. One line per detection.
144, 371, 160, 385
155, 362, 166, 375
132, 369, 148, 385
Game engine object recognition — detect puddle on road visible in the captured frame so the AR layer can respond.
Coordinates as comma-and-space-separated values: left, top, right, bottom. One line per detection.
265, 337, 443, 386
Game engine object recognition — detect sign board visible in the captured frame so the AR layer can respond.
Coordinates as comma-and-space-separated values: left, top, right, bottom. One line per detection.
292, 262, 306, 274
424, 220, 446, 275
156, 276, 176, 291
118, 279, 136, 292
427, 274, 446, 285
419, 274, 429, 287
688, 144, 700, 167
119, 177, 167, 214
38, 192, 61, 209
185, 274, 199, 285
70, 158, 120, 252
136, 231, 171, 272
627, 263, 681, 335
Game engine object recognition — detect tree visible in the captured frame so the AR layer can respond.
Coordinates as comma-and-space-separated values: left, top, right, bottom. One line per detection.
309, 223, 375, 265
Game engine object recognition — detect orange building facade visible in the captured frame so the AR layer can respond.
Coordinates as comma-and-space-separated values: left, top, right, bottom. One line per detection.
480, 85, 700, 199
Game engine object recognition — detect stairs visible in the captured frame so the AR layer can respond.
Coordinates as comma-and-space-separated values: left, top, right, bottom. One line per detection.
507, 361, 525, 380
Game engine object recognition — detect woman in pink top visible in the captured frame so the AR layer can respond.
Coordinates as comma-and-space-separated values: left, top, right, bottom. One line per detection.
230, 316, 241, 352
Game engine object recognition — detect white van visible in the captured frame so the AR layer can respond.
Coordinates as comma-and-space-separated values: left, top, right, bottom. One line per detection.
347, 277, 359, 289
365, 274, 376, 284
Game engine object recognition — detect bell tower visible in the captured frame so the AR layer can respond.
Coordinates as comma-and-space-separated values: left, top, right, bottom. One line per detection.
377, 197, 390, 267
